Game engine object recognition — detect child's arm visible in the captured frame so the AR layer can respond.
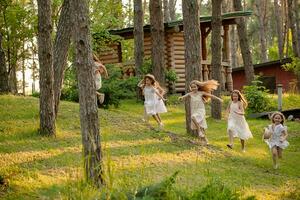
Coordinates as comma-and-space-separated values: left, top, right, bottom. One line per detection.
178, 93, 191, 101
234, 102, 245, 115
226, 101, 231, 113
280, 128, 288, 142
155, 90, 166, 101
137, 80, 144, 88
202, 92, 223, 102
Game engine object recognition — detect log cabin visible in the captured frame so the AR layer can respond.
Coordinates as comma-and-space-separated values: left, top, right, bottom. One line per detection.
96, 11, 252, 93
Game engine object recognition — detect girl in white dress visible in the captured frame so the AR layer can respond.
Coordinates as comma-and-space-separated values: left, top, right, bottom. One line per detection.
138, 74, 167, 129
264, 112, 289, 169
226, 90, 252, 152
93, 54, 108, 104
179, 80, 223, 144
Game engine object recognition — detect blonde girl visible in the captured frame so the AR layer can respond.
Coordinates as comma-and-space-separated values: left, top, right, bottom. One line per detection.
93, 54, 108, 104
265, 112, 289, 169
226, 90, 253, 152
178, 80, 223, 144
138, 74, 167, 129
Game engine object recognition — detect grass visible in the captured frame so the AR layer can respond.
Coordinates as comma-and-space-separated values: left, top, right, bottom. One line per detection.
0, 94, 300, 199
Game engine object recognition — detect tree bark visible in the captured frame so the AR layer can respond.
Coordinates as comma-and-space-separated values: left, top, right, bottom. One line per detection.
211, 0, 222, 120
274, 0, 284, 59
22, 46, 26, 96
255, 0, 268, 62
134, 0, 144, 99
233, 0, 254, 85
230, 26, 238, 68
288, 0, 300, 57
169, 0, 176, 21
53, 0, 73, 118
0, 33, 9, 93
149, 0, 165, 85
73, 0, 103, 187
163, 0, 170, 22
182, 0, 201, 134
37, 0, 56, 136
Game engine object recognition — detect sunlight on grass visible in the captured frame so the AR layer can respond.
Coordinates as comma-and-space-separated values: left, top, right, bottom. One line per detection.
0, 95, 300, 199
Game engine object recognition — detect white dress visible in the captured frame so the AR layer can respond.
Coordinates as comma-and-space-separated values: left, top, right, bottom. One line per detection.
227, 102, 253, 140
265, 124, 289, 149
94, 62, 102, 90
190, 92, 207, 130
143, 86, 167, 115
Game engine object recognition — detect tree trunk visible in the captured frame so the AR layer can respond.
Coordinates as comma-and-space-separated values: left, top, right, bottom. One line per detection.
134, 0, 144, 99
53, 0, 73, 118
255, 0, 268, 62
163, 0, 170, 22
169, 0, 176, 21
8, 64, 17, 94
149, 0, 165, 85
37, 0, 56, 136
233, 0, 254, 85
288, 0, 300, 57
73, 0, 103, 187
295, 1, 300, 54
0, 33, 9, 93
22, 47, 26, 96
182, 0, 201, 134
211, 0, 222, 120
274, 0, 284, 59
230, 26, 238, 68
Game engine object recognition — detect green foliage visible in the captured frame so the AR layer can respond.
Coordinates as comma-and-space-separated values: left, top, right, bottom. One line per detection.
31, 91, 40, 98
165, 69, 178, 84
165, 94, 181, 106
60, 66, 79, 102
190, 180, 240, 200
137, 58, 153, 75
283, 56, 300, 75
100, 64, 139, 108
132, 171, 181, 200
243, 77, 274, 114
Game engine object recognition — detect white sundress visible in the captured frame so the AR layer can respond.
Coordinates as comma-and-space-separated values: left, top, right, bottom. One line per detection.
265, 124, 289, 149
190, 92, 207, 130
227, 102, 253, 140
143, 86, 167, 115
94, 62, 102, 90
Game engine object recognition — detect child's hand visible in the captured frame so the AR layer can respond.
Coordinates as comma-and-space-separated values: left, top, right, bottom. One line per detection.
280, 136, 285, 142
178, 96, 183, 101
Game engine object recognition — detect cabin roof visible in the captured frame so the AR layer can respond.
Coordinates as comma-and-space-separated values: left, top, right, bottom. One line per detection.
109, 11, 252, 39
232, 58, 292, 72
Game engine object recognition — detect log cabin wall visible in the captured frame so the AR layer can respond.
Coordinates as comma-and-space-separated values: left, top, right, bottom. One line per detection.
97, 43, 121, 64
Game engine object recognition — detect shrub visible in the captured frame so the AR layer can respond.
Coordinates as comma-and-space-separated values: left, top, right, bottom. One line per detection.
31, 91, 40, 98
243, 78, 273, 114
100, 64, 139, 108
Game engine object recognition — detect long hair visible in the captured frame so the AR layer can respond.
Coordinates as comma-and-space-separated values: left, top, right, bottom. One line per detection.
93, 54, 100, 62
231, 90, 248, 109
270, 111, 285, 125
190, 79, 219, 102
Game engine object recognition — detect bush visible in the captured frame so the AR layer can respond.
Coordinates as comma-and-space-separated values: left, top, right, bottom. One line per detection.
61, 86, 79, 102
243, 78, 273, 114
31, 91, 40, 98
100, 64, 139, 108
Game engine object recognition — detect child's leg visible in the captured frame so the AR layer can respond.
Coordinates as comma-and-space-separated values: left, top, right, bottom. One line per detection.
271, 146, 278, 169
227, 129, 234, 147
277, 147, 283, 159
156, 114, 162, 124
192, 116, 203, 137
240, 139, 245, 151
152, 114, 161, 125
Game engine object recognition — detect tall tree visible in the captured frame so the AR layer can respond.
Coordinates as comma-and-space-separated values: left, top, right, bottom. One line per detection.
288, 0, 299, 57
149, 0, 165, 85
169, 0, 176, 21
211, 0, 222, 119
163, 0, 170, 22
233, 0, 254, 85
274, 0, 284, 59
182, 0, 201, 134
255, 0, 268, 62
37, 0, 56, 136
0, 33, 9, 93
73, 0, 103, 187
53, 0, 74, 118
134, 0, 144, 78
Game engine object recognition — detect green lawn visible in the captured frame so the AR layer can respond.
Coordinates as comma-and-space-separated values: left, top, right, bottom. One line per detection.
0, 95, 300, 199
